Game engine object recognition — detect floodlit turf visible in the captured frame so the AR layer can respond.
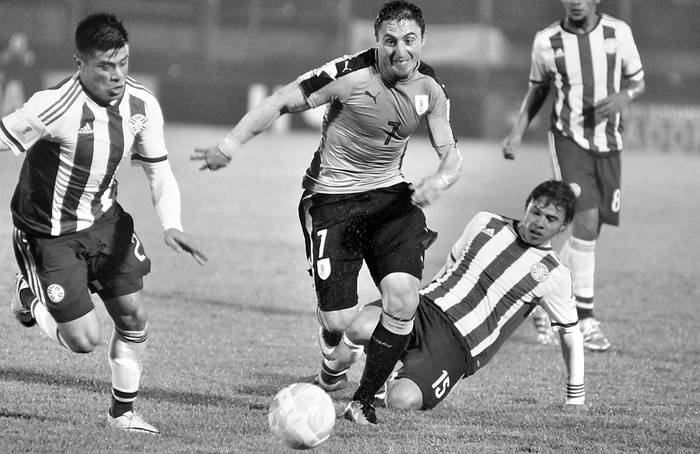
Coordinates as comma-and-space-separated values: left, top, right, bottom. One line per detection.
0, 126, 698, 453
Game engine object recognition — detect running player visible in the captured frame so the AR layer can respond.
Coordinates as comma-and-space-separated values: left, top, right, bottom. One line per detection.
1, 13, 207, 433
502, 0, 645, 351
337, 180, 585, 422
191, 0, 462, 424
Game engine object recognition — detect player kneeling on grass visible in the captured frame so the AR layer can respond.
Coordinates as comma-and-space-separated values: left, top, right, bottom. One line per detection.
340, 180, 585, 423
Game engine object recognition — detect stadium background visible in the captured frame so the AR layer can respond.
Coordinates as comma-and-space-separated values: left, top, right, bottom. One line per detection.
0, 0, 699, 155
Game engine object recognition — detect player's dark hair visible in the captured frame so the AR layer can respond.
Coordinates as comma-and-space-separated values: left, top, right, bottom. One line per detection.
526, 180, 577, 225
75, 13, 128, 56
374, 1, 425, 38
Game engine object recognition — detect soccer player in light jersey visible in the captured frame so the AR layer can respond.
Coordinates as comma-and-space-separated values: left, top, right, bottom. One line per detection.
191, 1, 462, 424
502, 0, 645, 351
1, 13, 207, 433
337, 180, 584, 423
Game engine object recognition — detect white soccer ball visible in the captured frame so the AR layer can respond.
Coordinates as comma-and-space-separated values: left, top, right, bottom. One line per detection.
268, 383, 336, 450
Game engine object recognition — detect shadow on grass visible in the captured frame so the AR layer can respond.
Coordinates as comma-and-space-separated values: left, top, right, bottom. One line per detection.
0, 367, 306, 411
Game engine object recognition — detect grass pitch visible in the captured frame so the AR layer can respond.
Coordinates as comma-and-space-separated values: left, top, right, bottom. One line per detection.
0, 126, 698, 453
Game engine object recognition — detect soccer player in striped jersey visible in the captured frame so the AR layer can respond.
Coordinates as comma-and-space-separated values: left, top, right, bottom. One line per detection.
502, 0, 645, 352
338, 180, 584, 422
1, 13, 207, 433
192, 1, 462, 424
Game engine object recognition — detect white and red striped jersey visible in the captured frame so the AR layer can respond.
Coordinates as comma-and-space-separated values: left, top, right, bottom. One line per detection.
297, 48, 455, 194
530, 14, 644, 154
421, 211, 578, 371
0, 73, 169, 236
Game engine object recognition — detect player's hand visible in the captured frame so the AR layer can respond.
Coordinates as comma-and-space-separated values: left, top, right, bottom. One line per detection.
594, 91, 632, 120
502, 136, 519, 160
410, 174, 445, 208
163, 228, 208, 265
190, 145, 232, 171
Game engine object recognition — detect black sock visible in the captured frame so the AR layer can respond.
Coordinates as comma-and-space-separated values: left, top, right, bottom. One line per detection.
109, 396, 134, 418
352, 322, 409, 403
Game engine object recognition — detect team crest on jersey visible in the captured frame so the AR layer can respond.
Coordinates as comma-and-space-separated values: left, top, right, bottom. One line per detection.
604, 38, 618, 54
414, 95, 429, 115
316, 258, 331, 280
530, 263, 550, 283
47, 284, 65, 303
129, 114, 148, 135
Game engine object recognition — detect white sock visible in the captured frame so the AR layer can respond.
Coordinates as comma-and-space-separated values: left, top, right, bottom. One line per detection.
108, 326, 148, 402
324, 333, 364, 372
31, 299, 66, 348
560, 236, 596, 310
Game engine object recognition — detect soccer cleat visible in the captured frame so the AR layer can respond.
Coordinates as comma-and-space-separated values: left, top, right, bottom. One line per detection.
108, 411, 160, 434
313, 366, 348, 392
580, 318, 611, 352
344, 400, 377, 425
10, 272, 36, 327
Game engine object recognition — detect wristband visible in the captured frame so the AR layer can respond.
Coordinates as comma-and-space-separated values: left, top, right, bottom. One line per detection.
216, 134, 241, 160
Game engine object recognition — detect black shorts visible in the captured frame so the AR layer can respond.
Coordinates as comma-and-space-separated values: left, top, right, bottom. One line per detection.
549, 131, 622, 225
299, 182, 437, 312
396, 297, 471, 410
13, 204, 151, 323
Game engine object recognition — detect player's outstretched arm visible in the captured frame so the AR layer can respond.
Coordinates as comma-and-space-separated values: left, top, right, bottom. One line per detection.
558, 324, 586, 410
410, 143, 462, 208
164, 228, 208, 265
191, 82, 310, 171
502, 83, 550, 160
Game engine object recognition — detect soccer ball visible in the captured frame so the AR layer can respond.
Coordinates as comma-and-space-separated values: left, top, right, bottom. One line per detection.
268, 383, 336, 450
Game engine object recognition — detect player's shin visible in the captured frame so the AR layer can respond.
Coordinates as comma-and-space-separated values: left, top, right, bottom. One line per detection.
108, 325, 148, 417
352, 311, 412, 403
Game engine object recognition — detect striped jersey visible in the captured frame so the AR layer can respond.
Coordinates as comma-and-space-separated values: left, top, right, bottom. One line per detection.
297, 48, 455, 194
420, 211, 578, 372
0, 73, 168, 236
530, 14, 644, 154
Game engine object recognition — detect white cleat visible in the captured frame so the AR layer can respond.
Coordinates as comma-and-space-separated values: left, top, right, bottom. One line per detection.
108, 411, 160, 434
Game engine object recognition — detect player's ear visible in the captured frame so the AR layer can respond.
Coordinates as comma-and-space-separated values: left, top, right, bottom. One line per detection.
73, 54, 83, 70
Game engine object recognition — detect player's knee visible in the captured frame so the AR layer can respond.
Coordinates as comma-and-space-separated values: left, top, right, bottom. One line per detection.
344, 308, 379, 345
380, 278, 419, 319
318, 307, 356, 334
386, 380, 423, 410
62, 332, 100, 353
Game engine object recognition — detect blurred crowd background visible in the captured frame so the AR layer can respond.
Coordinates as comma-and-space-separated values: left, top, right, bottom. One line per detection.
1, 0, 698, 153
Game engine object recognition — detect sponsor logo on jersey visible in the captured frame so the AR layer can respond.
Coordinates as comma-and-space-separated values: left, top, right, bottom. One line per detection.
364, 90, 380, 104
77, 123, 93, 135
129, 114, 148, 135
530, 263, 550, 283
414, 95, 429, 115
47, 284, 65, 302
604, 38, 618, 54
341, 60, 351, 73
316, 257, 331, 280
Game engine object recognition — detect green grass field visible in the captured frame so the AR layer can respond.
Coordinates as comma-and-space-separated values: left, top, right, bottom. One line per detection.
0, 126, 698, 453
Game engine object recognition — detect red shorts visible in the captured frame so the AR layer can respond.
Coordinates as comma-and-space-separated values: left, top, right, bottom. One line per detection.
13, 204, 151, 323
299, 183, 437, 312
549, 131, 622, 226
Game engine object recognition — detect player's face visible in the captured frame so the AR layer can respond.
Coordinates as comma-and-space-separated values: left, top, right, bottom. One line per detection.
75, 45, 129, 105
519, 199, 567, 246
376, 19, 424, 81
561, 0, 600, 24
